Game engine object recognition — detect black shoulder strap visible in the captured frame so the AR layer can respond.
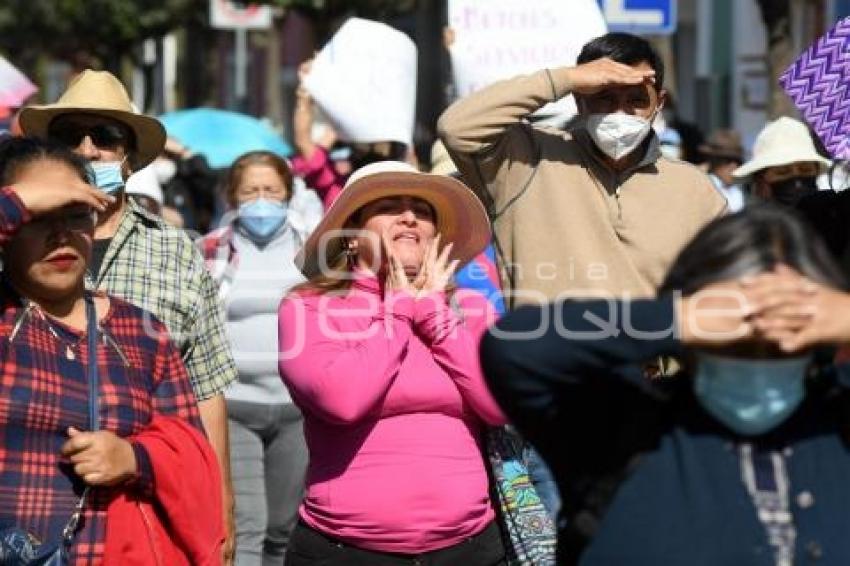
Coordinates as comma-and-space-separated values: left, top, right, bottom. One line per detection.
59, 295, 100, 548
85, 294, 99, 432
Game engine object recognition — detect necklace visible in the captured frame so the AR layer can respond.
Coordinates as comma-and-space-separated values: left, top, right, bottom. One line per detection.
28, 303, 83, 361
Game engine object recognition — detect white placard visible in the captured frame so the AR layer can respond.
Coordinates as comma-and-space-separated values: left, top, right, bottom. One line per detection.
304, 18, 417, 145
210, 0, 272, 30
448, 0, 607, 118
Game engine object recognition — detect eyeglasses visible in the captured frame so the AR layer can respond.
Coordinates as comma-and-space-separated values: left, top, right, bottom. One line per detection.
49, 121, 131, 149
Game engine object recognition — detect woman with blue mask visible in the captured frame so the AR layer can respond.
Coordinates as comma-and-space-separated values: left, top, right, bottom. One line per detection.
481, 205, 850, 565
198, 150, 315, 566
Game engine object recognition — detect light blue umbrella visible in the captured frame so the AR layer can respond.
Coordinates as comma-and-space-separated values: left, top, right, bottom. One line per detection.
159, 108, 292, 169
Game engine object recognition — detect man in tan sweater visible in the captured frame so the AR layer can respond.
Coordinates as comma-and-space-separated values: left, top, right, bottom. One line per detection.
438, 32, 726, 308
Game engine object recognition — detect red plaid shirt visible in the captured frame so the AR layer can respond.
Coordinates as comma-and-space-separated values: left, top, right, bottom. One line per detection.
0, 188, 201, 565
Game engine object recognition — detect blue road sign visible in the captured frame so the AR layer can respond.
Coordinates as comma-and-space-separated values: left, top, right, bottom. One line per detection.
597, 0, 678, 35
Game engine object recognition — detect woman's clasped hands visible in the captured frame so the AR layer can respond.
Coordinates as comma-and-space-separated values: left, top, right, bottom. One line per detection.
381, 230, 459, 299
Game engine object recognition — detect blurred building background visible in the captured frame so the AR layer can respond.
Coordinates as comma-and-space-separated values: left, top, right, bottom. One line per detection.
1, 0, 848, 158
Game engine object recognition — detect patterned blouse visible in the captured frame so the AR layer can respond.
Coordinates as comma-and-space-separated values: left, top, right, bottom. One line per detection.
0, 187, 201, 565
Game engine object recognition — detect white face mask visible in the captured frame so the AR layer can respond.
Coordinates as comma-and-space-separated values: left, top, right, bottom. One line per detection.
585, 112, 653, 161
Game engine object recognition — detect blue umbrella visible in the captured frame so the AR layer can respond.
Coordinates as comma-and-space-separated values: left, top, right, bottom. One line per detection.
159, 108, 292, 169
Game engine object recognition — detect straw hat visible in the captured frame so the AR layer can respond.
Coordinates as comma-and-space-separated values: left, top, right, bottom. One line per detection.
295, 161, 490, 279
19, 70, 166, 169
699, 129, 744, 162
733, 117, 830, 181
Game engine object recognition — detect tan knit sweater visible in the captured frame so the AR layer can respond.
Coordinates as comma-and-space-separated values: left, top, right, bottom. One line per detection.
438, 68, 727, 308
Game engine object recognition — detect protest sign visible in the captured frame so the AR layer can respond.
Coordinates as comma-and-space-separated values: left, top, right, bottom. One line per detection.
304, 18, 417, 145
448, 0, 606, 118
0, 55, 37, 108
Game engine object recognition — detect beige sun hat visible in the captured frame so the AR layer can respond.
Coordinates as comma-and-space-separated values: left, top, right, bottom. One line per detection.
19, 69, 166, 170
295, 161, 491, 279
732, 117, 831, 181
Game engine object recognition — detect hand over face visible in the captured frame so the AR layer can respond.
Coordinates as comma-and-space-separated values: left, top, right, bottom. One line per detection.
412, 234, 458, 297
745, 265, 850, 352
676, 281, 758, 347
381, 228, 417, 295
677, 265, 850, 353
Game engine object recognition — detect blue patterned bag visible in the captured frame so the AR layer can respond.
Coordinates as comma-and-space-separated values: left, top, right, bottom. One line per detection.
0, 529, 68, 566
487, 427, 557, 565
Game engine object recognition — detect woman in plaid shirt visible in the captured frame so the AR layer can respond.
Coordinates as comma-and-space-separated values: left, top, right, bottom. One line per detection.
0, 137, 215, 564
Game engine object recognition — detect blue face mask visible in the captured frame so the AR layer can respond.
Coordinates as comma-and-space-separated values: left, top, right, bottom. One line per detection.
238, 198, 288, 243
694, 352, 812, 436
87, 161, 125, 194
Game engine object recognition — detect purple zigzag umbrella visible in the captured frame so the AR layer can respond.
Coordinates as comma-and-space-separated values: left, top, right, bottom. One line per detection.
781, 16, 850, 159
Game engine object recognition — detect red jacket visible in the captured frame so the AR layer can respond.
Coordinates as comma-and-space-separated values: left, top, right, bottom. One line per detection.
104, 416, 224, 566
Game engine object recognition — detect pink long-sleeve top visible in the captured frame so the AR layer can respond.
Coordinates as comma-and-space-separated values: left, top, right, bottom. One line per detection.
277, 272, 506, 554
289, 147, 344, 209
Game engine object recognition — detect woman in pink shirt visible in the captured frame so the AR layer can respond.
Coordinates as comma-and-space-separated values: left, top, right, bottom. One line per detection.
278, 161, 507, 565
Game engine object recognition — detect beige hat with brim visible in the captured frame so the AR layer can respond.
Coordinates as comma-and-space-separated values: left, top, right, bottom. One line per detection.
732, 116, 831, 181
19, 69, 166, 170
296, 161, 491, 279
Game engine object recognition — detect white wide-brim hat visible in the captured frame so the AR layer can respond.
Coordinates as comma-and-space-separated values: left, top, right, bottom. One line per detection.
295, 161, 490, 279
19, 69, 166, 170
126, 163, 164, 205
733, 116, 831, 181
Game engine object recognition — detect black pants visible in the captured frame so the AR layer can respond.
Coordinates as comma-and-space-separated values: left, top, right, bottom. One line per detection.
284, 520, 507, 566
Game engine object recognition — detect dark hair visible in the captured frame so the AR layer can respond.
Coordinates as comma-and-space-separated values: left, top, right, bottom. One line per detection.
0, 136, 91, 186
350, 142, 408, 171
225, 150, 293, 207
708, 156, 742, 170
577, 32, 665, 90
660, 205, 847, 296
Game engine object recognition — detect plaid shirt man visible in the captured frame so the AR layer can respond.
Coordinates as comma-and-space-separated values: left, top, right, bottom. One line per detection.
0, 188, 201, 565
88, 199, 237, 400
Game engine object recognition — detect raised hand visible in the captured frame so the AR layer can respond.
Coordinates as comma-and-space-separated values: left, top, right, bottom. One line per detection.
750, 265, 850, 352
414, 234, 459, 297
564, 57, 656, 96
61, 427, 137, 486
11, 178, 114, 216
675, 280, 758, 347
676, 264, 850, 353
381, 229, 417, 295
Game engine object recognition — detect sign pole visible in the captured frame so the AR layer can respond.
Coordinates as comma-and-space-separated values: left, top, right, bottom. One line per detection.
235, 27, 247, 111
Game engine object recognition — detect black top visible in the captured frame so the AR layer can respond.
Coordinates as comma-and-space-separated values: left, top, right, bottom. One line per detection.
481, 297, 850, 565
89, 238, 112, 279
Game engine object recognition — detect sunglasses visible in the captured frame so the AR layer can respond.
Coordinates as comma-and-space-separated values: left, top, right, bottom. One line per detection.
49, 121, 131, 149
26, 208, 97, 233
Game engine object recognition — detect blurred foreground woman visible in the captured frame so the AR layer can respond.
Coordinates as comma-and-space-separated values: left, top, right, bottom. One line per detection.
483, 206, 850, 565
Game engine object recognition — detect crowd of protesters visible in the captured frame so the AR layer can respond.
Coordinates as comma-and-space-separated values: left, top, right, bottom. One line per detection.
1, 25, 850, 566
